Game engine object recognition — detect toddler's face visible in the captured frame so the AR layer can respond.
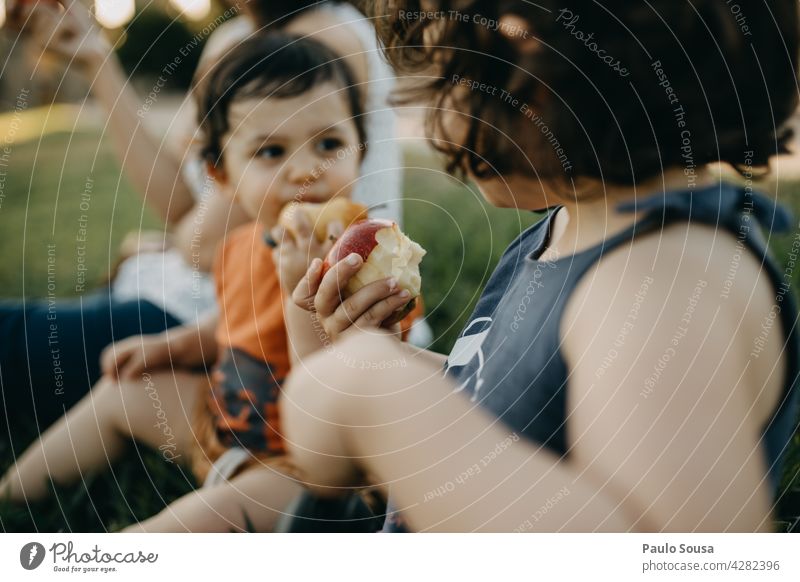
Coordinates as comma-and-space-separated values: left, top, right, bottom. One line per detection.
216, 83, 362, 228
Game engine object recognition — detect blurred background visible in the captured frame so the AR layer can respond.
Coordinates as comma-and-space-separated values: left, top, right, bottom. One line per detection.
0, 0, 797, 532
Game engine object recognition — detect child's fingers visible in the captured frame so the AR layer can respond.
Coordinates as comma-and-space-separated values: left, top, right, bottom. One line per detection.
100, 349, 117, 378
328, 278, 404, 335
6, 1, 29, 28
24, 4, 61, 46
34, 9, 87, 62
327, 220, 344, 241
119, 353, 145, 381
318, 220, 344, 255
270, 226, 288, 247
272, 226, 300, 278
101, 341, 131, 378
294, 208, 313, 239
292, 258, 324, 311
308, 220, 340, 258
109, 351, 134, 380
313, 254, 364, 317
352, 291, 413, 331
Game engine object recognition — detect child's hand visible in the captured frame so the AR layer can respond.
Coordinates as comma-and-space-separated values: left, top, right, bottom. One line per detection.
291, 254, 410, 341
100, 334, 172, 381
10, 0, 111, 73
270, 209, 341, 294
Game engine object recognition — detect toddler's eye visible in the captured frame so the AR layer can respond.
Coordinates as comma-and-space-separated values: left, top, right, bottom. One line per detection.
257, 145, 285, 159
317, 137, 344, 154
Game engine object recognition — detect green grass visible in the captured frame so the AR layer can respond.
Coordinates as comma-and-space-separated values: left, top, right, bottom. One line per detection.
0, 130, 162, 299
0, 128, 798, 531
0, 129, 194, 532
402, 147, 541, 354
0, 129, 538, 532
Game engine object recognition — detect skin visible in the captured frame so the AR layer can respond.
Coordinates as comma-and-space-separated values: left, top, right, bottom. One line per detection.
213, 86, 362, 231
283, 170, 785, 533
10, 0, 371, 269
278, 11, 787, 531
171, 4, 372, 271
0, 83, 376, 532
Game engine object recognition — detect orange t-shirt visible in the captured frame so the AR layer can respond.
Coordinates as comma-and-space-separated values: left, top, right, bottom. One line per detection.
209, 222, 289, 455
206, 221, 426, 456
214, 222, 290, 378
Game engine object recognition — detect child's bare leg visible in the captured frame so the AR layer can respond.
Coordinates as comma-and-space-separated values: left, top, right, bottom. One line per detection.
0, 371, 203, 502
122, 464, 302, 532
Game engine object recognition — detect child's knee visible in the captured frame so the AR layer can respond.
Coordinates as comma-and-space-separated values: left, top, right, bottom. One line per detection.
94, 375, 154, 434
293, 330, 404, 395
92, 376, 124, 408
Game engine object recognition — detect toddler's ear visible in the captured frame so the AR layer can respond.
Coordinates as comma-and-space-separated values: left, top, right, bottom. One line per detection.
206, 160, 237, 200
206, 160, 228, 185
498, 14, 540, 55
206, 161, 228, 191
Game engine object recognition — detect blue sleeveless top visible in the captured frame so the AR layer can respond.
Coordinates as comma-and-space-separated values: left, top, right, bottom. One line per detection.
383, 182, 799, 532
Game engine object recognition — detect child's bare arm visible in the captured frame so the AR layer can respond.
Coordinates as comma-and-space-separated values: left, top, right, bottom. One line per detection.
100, 313, 219, 380
282, 228, 782, 532
282, 296, 330, 366
282, 314, 775, 532
171, 194, 251, 273
167, 313, 220, 367
272, 211, 342, 363
13, 0, 197, 223
280, 331, 633, 532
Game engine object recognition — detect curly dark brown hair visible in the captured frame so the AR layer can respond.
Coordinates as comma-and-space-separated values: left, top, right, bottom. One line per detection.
369, 0, 799, 186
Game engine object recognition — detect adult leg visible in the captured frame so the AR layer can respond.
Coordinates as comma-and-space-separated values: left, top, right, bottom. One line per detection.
122, 464, 303, 532
0, 370, 203, 502
0, 292, 181, 432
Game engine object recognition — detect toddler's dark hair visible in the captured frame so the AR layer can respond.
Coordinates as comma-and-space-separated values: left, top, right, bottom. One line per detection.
195, 33, 366, 166
371, 1, 798, 188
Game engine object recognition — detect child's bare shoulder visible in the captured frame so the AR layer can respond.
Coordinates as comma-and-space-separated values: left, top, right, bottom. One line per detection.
563, 218, 785, 412
568, 217, 768, 302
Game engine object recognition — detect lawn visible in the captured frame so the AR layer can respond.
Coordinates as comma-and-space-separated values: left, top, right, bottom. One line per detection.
0, 119, 798, 531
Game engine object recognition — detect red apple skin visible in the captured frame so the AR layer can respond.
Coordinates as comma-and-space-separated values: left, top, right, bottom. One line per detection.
321, 219, 418, 327
321, 219, 394, 274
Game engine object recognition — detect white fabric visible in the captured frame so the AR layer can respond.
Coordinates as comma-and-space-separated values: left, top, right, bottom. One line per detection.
112, 248, 217, 323
202, 447, 252, 488
111, 133, 218, 322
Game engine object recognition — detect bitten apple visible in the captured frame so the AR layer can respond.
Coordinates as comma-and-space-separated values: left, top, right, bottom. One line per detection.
323, 219, 426, 325
278, 198, 368, 244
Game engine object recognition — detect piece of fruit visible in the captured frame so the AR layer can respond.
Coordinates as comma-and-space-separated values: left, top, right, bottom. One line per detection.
278, 198, 368, 244
323, 219, 426, 325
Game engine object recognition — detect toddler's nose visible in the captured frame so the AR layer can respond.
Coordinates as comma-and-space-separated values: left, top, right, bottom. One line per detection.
287, 154, 318, 185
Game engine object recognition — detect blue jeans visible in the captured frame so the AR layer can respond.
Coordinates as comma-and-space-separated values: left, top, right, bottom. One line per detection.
0, 290, 181, 432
